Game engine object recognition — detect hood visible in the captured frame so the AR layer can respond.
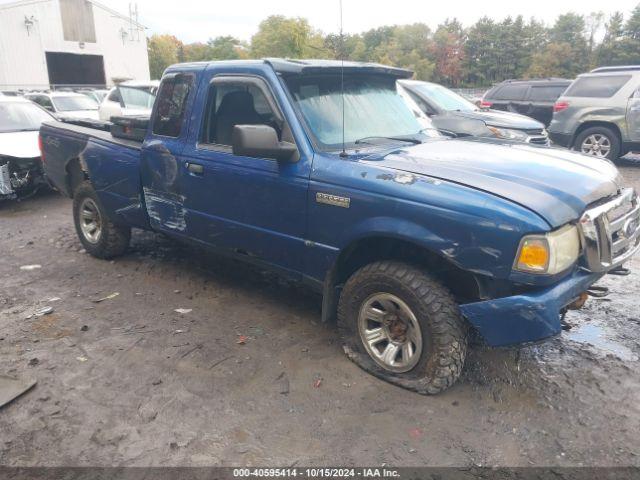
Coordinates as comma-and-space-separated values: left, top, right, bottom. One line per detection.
363, 138, 623, 227
0, 130, 40, 158
57, 110, 100, 120
453, 109, 543, 130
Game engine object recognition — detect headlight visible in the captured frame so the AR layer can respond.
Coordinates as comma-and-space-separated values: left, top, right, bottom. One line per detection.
487, 126, 529, 142
514, 225, 581, 275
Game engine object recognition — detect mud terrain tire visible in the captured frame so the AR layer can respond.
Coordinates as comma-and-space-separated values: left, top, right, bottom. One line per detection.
337, 261, 468, 394
73, 181, 130, 259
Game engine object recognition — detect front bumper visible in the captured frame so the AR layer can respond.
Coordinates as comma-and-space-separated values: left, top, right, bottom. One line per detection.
460, 269, 604, 347
548, 131, 572, 148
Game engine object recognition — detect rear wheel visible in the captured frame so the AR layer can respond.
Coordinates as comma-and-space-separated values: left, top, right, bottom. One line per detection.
337, 261, 468, 395
574, 126, 621, 161
73, 181, 130, 259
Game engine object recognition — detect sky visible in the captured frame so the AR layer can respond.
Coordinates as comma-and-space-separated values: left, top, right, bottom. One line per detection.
99, 0, 638, 43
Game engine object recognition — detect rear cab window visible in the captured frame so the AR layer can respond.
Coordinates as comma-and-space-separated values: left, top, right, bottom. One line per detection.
152, 73, 195, 137
564, 75, 631, 98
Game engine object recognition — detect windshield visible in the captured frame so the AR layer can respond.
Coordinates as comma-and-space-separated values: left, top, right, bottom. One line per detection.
120, 86, 156, 109
285, 75, 435, 150
0, 102, 53, 132
411, 83, 477, 112
80, 90, 108, 103
52, 96, 98, 112
93, 91, 108, 102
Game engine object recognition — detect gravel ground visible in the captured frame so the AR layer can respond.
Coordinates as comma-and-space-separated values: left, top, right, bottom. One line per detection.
1, 156, 640, 467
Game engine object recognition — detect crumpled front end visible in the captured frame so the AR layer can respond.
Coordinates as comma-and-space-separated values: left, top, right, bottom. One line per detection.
0, 155, 45, 200
460, 188, 640, 347
460, 269, 605, 347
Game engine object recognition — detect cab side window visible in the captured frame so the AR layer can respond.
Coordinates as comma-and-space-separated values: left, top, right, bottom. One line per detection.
152, 74, 195, 138
201, 80, 289, 147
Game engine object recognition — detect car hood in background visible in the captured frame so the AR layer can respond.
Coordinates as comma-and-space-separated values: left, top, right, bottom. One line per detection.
0, 130, 40, 158
363, 137, 623, 227
121, 107, 152, 116
57, 110, 100, 120
452, 109, 543, 130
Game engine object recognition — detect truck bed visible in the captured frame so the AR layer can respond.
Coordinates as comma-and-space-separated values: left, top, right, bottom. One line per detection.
40, 120, 149, 230
45, 120, 143, 151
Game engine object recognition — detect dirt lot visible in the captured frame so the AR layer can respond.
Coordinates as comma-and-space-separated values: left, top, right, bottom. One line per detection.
1, 157, 640, 467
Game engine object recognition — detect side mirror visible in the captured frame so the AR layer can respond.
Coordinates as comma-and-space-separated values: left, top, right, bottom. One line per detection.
232, 125, 298, 162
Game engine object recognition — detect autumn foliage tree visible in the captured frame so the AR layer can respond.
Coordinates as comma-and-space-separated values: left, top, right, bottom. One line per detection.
148, 5, 640, 87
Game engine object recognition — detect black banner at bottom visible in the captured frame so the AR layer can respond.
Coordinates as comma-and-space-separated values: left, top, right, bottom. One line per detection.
0, 467, 639, 480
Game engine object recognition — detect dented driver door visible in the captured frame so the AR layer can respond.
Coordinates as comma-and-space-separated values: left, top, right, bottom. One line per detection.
178, 67, 312, 275
140, 72, 198, 234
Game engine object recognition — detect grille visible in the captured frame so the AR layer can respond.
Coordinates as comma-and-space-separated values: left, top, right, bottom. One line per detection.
579, 188, 640, 272
524, 129, 549, 145
527, 136, 549, 145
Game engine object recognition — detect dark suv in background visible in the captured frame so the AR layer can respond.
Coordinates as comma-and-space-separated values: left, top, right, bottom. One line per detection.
482, 78, 572, 126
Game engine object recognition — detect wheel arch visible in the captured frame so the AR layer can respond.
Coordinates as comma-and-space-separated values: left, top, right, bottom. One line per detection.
572, 121, 622, 148
65, 157, 89, 197
321, 234, 482, 323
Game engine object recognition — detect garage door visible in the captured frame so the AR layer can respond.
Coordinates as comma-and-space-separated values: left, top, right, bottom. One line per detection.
45, 52, 106, 86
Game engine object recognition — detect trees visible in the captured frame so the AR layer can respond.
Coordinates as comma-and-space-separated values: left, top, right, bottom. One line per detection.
147, 34, 183, 79
464, 17, 498, 86
527, 42, 576, 78
209, 36, 248, 60
181, 42, 210, 62
619, 4, 640, 64
250, 16, 328, 58
596, 12, 626, 66
430, 20, 465, 87
146, 5, 640, 87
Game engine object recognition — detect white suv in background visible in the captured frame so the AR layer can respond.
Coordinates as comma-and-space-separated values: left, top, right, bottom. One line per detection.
99, 80, 159, 121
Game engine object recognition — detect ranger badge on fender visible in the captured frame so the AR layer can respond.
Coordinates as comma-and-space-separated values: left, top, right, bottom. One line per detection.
316, 192, 351, 208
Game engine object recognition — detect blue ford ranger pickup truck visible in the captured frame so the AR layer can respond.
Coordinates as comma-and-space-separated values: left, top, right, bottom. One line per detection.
40, 59, 640, 394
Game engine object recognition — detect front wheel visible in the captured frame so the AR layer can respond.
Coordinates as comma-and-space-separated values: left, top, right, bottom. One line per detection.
574, 126, 621, 161
73, 181, 131, 259
337, 261, 468, 395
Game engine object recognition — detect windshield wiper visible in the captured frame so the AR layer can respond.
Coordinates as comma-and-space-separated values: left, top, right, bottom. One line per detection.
355, 135, 422, 146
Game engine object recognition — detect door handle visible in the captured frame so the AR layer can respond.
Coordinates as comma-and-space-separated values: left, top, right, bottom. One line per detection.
186, 162, 204, 175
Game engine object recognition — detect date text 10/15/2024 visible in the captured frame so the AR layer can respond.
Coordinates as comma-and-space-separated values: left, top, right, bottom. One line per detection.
233, 468, 401, 478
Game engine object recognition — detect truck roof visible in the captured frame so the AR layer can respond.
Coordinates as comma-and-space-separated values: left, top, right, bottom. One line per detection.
167, 58, 414, 79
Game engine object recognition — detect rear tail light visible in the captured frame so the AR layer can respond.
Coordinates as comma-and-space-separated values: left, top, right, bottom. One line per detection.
480, 100, 492, 108
553, 101, 569, 113
38, 134, 45, 164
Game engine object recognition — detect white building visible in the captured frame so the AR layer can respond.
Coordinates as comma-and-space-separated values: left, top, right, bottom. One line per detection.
0, 0, 150, 90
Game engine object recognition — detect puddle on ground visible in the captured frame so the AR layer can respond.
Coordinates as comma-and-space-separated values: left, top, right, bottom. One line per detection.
565, 322, 639, 362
